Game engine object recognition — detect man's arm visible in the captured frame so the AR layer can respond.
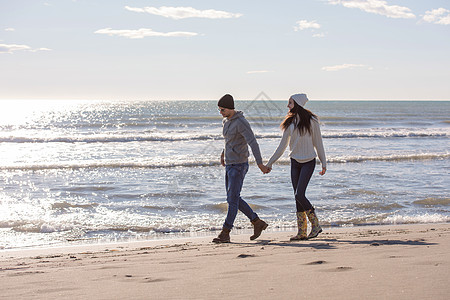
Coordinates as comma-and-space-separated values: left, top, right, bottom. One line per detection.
236, 118, 269, 173
238, 118, 263, 165
220, 150, 225, 167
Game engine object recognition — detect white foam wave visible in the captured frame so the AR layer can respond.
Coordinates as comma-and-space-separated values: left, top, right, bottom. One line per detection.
0, 129, 447, 144
1, 152, 448, 170
0, 134, 222, 144
261, 153, 450, 165
329, 153, 450, 163
40, 223, 74, 233
383, 213, 450, 225
0, 220, 28, 229
11, 222, 74, 233
322, 131, 447, 139
0, 159, 221, 170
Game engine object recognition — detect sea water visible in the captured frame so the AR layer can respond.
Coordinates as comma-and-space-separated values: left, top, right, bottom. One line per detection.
0, 99, 449, 249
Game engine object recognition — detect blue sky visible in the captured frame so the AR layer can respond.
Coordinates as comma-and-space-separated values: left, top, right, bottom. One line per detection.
1, 0, 449, 100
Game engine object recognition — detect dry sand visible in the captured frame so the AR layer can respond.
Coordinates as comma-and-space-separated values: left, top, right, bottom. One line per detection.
1, 223, 449, 299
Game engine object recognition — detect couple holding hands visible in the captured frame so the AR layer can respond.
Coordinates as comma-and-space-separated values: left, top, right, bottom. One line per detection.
213, 93, 327, 243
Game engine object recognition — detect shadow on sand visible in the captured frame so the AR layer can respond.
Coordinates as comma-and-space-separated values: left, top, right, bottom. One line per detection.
232, 237, 437, 250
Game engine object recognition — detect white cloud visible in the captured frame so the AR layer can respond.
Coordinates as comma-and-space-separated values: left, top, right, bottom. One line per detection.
246, 70, 272, 74
95, 28, 198, 39
0, 43, 52, 54
328, 0, 415, 19
422, 8, 450, 25
322, 64, 372, 71
29, 48, 52, 53
0, 44, 30, 53
125, 6, 243, 20
313, 33, 326, 38
5, 28, 15, 32
294, 20, 321, 31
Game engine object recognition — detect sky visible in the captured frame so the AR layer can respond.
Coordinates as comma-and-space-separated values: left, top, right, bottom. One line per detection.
1, 0, 450, 101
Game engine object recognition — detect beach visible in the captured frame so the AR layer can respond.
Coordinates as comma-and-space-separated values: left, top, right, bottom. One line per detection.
1, 223, 449, 299
1, 100, 449, 299
3, 0, 450, 297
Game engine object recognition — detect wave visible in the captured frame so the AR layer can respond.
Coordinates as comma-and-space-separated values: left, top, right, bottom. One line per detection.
382, 213, 450, 225
252, 153, 449, 165
0, 160, 222, 170
0, 131, 447, 144
1, 153, 448, 170
143, 205, 179, 211
7, 222, 74, 233
320, 213, 450, 226
263, 131, 447, 139
328, 153, 450, 163
0, 134, 223, 144
52, 202, 99, 210
203, 202, 267, 213
322, 132, 447, 139
6, 214, 448, 235
413, 198, 450, 207
353, 203, 405, 210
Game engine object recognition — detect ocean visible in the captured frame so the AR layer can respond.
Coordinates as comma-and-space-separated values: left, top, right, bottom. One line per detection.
0, 99, 449, 250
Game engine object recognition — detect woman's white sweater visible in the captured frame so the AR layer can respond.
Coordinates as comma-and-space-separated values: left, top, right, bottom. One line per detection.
266, 117, 326, 168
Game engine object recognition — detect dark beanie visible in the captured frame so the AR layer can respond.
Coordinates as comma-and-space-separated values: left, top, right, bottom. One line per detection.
218, 94, 235, 109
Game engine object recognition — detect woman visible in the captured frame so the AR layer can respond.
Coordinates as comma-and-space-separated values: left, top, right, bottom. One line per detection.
265, 93, 326, 240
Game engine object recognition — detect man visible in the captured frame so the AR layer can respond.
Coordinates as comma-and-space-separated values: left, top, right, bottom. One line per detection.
213, 94, 269, 243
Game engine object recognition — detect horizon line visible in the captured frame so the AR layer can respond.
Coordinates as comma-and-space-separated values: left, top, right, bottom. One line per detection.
1, 98, 449, 102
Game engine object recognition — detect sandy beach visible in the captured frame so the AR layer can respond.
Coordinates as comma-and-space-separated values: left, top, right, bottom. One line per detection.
1, 223, 449, 300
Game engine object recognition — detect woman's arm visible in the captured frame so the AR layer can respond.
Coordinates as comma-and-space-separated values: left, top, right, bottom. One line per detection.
311, 119, 327, 173
266, 127, 291, 168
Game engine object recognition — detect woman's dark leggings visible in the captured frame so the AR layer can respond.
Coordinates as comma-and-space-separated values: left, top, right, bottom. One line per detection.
290, 158, 316, 212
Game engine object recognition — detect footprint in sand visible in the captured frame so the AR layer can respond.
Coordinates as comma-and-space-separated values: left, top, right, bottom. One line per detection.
305, 260, 327, 265
334, 266, 353, 271
237, 254, 256, 258
143, 277, 167, 283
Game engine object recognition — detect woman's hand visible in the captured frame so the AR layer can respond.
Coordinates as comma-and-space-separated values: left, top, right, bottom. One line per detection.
319, 167, 326, 176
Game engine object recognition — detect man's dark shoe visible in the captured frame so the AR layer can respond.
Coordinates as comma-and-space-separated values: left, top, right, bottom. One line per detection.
250, 218, 268, 240
212, 228, 231, 243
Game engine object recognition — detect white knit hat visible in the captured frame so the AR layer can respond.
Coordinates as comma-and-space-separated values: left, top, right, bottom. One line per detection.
290, 93, 308, 107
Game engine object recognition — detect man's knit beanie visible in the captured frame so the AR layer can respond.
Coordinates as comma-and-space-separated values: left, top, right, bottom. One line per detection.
218, 94, 235, 109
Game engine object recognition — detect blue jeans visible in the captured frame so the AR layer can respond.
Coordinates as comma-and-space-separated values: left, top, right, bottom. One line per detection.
291, 158, 316, 212
223, 162, 258, 229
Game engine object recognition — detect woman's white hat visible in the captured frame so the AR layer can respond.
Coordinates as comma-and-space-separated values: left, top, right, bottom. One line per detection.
290, 93, 308, 107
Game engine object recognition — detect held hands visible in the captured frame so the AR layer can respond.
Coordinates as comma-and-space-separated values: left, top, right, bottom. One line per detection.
258, 164, 271, 174
220, 155, 271, 174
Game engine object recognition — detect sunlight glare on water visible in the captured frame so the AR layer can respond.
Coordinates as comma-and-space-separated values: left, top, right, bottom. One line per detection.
0, 100, 448, 249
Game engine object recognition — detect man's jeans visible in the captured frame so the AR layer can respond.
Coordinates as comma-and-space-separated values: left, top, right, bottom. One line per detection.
223, 162, 258, 230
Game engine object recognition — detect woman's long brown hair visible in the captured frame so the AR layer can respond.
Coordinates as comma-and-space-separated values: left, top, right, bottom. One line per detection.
281, 101, 317, 135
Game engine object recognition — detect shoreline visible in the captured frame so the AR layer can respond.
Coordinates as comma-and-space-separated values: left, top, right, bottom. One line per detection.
1, 223, 449, 299
1, 221, 446, 255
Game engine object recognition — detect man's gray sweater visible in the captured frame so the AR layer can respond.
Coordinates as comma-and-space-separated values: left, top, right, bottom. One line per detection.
222, 111, 263, 165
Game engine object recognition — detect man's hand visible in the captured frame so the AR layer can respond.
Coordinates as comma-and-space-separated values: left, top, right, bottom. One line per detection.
258, 164, 271, 174
220, 152, 225, 167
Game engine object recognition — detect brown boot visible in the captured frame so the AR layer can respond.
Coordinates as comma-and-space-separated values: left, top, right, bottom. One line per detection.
212, 227, 231, 243
250, 217, 268, 240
